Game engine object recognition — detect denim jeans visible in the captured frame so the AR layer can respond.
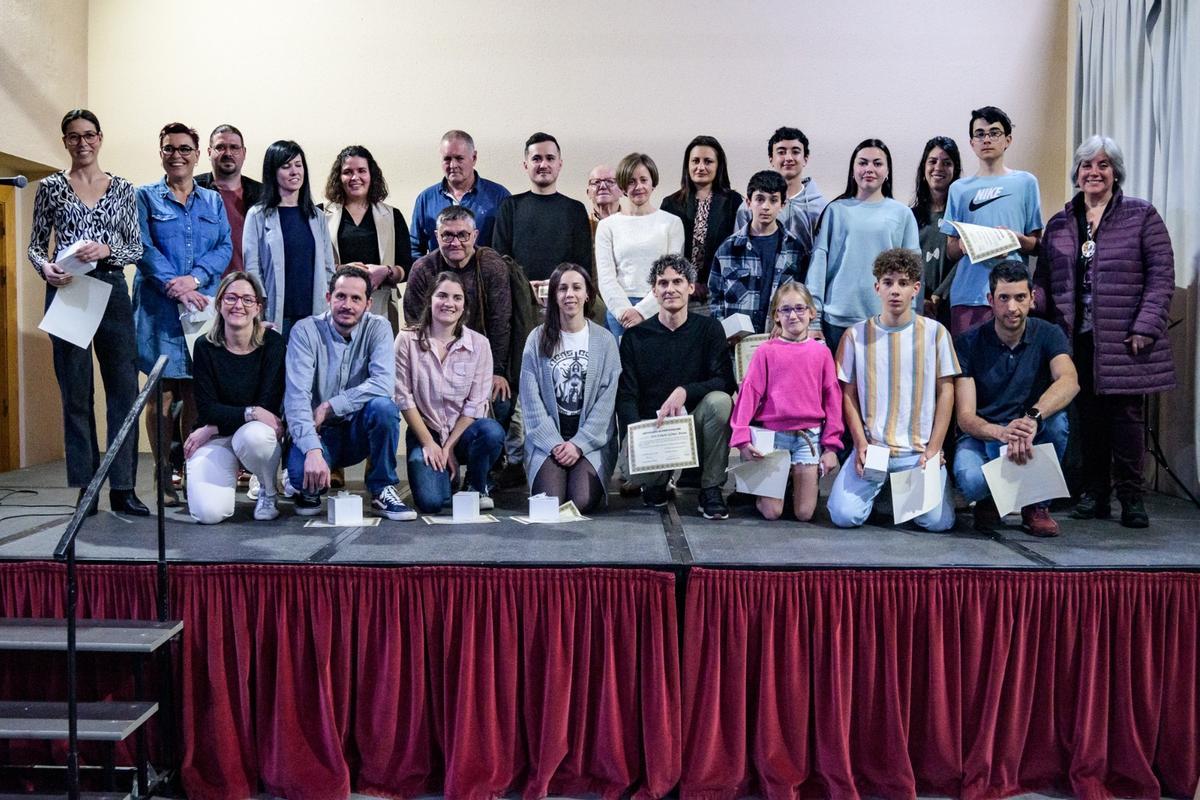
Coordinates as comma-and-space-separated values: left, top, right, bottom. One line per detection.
46, 270, 140, 489
827, 450, 956, 531
405, 418, 505, 513
286, 396, 400, 495
953, 410, 1069, 506
604, 296, 644, 340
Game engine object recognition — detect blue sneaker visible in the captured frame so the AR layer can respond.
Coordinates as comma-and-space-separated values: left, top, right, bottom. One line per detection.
371, 486, 418, 521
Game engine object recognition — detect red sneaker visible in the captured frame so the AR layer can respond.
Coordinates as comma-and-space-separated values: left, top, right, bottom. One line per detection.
1021, 504, 1059, 537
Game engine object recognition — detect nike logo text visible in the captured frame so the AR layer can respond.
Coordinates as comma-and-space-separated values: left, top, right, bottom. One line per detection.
968, 187, 1007, 212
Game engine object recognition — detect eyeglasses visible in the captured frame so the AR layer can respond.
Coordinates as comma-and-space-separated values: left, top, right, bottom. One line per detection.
587, 179, 617, 188
971, 129, 1007, 142
161, 145, 197, 156
63, 132, 100, 146
438, 230, 473, 244
221, 293, 259, 307
777, 305, 809, 317
211, 144, 243, 154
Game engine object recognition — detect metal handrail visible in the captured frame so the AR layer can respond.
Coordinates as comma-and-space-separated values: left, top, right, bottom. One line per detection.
52, 354, 169, 800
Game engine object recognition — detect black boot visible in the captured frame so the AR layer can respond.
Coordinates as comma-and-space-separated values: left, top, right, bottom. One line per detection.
1119, 495, 1149, 529
110, 489, 150, 516
1071, 491, 1111, 520
77, 488, 99, 517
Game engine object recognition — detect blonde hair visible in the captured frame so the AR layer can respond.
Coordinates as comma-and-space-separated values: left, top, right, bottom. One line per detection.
767, 281, 816, 336
207, 271, 267, 349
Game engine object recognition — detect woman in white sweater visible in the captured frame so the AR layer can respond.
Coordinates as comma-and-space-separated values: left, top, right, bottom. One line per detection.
594, 152, 685, 338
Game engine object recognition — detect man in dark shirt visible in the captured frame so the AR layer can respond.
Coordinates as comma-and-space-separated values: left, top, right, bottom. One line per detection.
195, 124, 262, 276
403, 205, 513, 416
953, 263, 1079, 536
617, 254, 735, 519
492, 132, 592, 294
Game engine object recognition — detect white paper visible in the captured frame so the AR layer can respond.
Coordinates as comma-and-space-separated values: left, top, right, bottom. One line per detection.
727, 450, 792, 500
980, 443, 1070, 516
948, 221, 1021, 263
304, 516, 381, 528
863, 444, 890, 481
513, 500, 591, 525
422, 514, 500, 525
750, 427, 776, 454
180, 302, 216, 358
721, 313, 754, 340
55, 241, 99, 276
889, 459, 943, 524
627, 415, 700, 475
38, 273, 112, 349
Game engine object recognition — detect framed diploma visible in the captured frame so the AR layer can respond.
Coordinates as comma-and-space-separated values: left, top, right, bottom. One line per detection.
626, 415, 700, 475
734, 334, 769, 384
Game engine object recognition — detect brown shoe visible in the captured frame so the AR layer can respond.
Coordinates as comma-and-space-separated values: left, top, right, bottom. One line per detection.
1021, 504, 1059, 537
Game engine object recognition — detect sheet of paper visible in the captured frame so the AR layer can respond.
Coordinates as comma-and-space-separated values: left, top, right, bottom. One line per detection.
422, 514, 500, 525
734, 334, 769, 384
303, 517, 381, 528
55, 240, 98, 276
627, 415, 700, 475
948, 221, 1021, 263
889, 459, 943, 524
512, 500, 592, 525
38, 273, 112, 349
727, 451, 792, 500
181, 304, 216, 358
980, 442, 1070, 516
750, 427, 776, 454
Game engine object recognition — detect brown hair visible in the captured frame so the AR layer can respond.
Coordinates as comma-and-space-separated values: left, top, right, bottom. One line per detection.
766, 281, 816, 337
539, 263, 595, 359
616, 152, 659, 192
207, 271, 267, 349
871, 248, 922, 283
411, 271, 469, 352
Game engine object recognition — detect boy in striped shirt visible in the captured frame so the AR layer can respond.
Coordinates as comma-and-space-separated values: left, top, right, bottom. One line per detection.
827, 249, 960, 530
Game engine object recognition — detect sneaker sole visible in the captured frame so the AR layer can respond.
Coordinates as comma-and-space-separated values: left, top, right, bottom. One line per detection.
699, 507, 730, 520
294, 505, 322, 517
373, 508, 418, 522
254, 510, 280, 521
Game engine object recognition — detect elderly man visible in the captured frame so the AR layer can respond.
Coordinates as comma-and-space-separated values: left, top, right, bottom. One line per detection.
409, 129, 510, 259
195, 124, 261, 275
403, 206, 513, 416
284, 265, 415, 520
586, 164, 623, 236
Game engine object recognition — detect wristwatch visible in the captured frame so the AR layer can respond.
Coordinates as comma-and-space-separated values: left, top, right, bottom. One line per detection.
1024, 406, 1043, 425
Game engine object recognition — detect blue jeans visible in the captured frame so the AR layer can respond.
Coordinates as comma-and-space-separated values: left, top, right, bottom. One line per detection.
954, 410, 1069, 507
287, 397, 400, 496
405, 418, 505, 513
605, 296, 644, 340
827, 451, 956, 531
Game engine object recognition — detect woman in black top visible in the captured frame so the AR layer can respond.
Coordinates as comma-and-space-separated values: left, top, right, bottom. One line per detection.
183, 271, 286, 523
910, 135, 963, 321
323, 145, 412, 332
27, 108, 148, 516
660, 135, 743, 307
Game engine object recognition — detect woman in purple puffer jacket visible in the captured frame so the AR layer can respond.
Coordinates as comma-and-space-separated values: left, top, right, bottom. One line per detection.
1039, 135, 1175, 528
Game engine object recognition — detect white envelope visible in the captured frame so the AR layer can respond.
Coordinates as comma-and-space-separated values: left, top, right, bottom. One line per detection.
980, 443, 1070, 516
55, 240, 98, 276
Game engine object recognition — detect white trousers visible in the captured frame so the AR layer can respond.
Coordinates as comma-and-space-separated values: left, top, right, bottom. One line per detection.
185, 421, 281, 524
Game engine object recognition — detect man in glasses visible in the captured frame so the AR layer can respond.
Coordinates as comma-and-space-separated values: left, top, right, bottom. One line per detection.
409, 129, 510, 260
709, 170, 807, 334
941, 106, 1043, 335
403, 205, 513, 419
196, 124, 262, 276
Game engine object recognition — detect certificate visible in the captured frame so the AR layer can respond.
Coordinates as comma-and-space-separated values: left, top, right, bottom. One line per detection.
626, 415, 700, 475
733, 334, 769, 384
948, 221, 1021, 263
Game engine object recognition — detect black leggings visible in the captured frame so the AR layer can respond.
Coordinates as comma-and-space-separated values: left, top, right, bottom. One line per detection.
532, 457, 605, 514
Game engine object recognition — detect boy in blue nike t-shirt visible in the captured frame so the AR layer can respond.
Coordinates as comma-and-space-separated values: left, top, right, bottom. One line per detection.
941, 106, 1042, 335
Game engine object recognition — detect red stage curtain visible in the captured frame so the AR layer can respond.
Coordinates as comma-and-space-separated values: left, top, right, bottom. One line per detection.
681, 568, 1200, 800
170, 565, 679, 800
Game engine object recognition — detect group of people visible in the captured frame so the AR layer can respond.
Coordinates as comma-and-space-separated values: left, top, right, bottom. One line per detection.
29, 105, 1176, 534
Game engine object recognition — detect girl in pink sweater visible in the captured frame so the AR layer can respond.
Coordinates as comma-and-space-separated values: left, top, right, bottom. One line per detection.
730, 282, 844, 521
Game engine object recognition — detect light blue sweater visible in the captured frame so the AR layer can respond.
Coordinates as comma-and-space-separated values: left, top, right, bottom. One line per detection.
806, 197, 919, 328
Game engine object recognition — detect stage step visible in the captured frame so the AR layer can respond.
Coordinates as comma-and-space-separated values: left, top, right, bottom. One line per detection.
0, 701, 158, 742
0, 794, 131, 800
0, 619, 182, 653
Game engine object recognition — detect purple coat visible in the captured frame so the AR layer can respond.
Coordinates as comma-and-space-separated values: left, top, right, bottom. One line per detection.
1039, 190, 1175, 395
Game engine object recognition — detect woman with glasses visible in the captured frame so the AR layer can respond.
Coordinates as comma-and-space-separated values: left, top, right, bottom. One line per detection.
28, 109, 148, 516
660, 135, 743, 309
244, 140, 336, 340
135, 121, 233, 505
183, 272, 286, 523
910, 136, 963, 321
806, 138, 918, 356
595, 152, 685, 338
322, 145, 412, 332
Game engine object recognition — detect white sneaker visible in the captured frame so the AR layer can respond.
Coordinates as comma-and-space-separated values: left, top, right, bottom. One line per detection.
253, 493, 279, 521
478, 494, 495, 511
281, 471, 296, 498
247, 474, 261, 500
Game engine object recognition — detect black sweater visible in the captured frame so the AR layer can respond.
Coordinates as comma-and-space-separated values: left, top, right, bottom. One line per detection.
193, 329, 286, 435
616, 313, 735, 434
491, 191, 592, 280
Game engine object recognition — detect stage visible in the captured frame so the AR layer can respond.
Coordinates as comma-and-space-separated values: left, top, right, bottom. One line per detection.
2, 460, 1199, 800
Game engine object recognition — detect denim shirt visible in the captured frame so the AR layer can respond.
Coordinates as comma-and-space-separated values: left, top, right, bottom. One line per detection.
409, 172, 510, 259
133, 178, 232, 375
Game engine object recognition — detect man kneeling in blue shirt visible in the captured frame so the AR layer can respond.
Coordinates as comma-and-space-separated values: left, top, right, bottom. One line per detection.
284, 265, 416, 520
953, 263, 1079, 537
